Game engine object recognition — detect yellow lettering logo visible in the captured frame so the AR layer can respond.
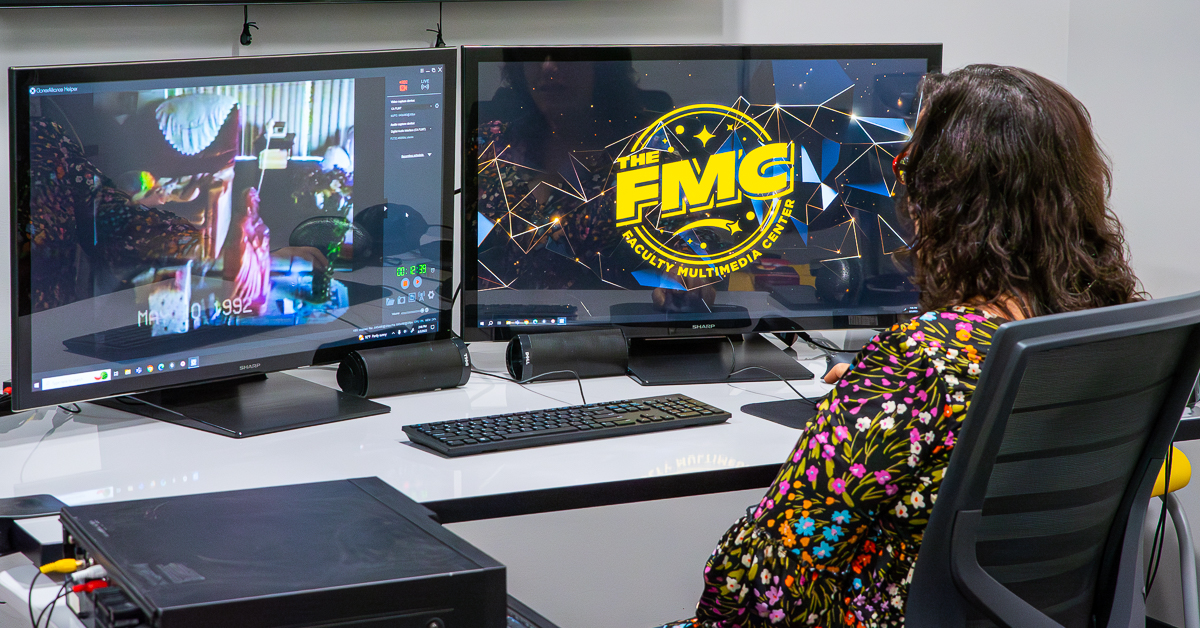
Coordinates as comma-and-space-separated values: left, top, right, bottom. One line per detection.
613, 104, 797, 278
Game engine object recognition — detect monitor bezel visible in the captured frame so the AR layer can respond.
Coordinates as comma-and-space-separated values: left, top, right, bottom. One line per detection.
10, 47, 458, 411
459, 43, 943, 342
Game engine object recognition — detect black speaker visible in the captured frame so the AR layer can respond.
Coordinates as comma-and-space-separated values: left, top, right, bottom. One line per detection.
506, 328, 628, 382
337, 338, 471, 398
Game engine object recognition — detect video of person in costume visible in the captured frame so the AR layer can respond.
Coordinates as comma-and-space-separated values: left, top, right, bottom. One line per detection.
27, 77, 441, 365
469, 54, 928, 328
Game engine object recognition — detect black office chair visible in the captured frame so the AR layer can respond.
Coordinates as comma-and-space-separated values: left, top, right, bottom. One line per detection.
906, 291, 1200, 628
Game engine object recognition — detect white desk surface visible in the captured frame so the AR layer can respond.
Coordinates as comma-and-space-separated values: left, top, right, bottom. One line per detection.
0, 338, 834, 627
0, 338, 832, 512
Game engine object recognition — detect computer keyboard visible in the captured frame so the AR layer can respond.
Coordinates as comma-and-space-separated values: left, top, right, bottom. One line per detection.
403, 394, 731, 456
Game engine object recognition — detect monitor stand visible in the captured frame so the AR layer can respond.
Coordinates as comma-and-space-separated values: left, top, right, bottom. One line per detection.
626, 334, 814, 386
91, 372, 389, 438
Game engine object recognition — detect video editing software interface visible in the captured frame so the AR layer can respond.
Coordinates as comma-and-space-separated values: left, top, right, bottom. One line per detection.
463, 46, 939, 340
12, 50, 454, 408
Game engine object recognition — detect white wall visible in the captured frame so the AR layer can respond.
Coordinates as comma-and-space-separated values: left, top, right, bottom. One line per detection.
2, 1, 1197, 624
1066, 0, 1200, 300
725, 0, 1071, 83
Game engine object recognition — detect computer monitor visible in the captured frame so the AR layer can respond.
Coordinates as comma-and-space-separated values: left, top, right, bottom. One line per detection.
461, 44, 941, 384
10, 48, 456, 435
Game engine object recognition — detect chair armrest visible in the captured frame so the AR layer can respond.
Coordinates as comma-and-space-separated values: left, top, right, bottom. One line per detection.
949, 509, 1065, 628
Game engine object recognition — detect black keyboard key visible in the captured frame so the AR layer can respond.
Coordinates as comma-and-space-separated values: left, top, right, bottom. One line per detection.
503, 426, 578, 439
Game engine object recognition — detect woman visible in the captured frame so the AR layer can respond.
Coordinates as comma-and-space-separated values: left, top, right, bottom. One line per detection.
25, 117, 203, 311
472, 54, 670, 290
663, 65, 1141, 628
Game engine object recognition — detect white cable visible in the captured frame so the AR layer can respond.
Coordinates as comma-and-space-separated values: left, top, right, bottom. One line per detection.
71, 565, 106, 582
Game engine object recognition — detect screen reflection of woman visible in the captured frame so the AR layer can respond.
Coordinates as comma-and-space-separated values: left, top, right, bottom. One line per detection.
26, 118, 327, 316
25, 117, 203, 312
657, 65, 1143, 628
116, 169, 211, 210
474, 54, 671, 290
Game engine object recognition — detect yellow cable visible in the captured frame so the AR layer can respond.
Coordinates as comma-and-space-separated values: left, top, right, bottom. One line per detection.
38, 558, 83, 574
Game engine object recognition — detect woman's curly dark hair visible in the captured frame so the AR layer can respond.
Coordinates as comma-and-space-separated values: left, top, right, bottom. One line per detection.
898, 64, 1142, 317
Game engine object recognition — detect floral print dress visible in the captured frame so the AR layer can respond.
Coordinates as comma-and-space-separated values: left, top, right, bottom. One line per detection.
662, 307, 1007, 628
25, 118, 202, 311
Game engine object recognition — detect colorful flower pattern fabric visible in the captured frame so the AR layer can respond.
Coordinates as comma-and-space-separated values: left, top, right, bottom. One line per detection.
661, 307, 1006, 628
26, 118, 202, 312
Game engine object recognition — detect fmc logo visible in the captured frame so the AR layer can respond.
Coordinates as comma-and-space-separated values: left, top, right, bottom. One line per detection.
615, 104, 797, 280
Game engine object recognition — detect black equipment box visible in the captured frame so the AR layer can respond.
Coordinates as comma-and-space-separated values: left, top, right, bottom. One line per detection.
58, 477, 506, 628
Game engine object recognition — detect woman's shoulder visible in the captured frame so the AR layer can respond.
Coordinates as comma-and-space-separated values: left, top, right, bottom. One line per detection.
915, 305, 1005, 337
865, 306, 1006, 376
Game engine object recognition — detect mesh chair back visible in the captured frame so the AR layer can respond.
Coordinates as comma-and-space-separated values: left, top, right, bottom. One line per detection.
906, 292, 1200, 628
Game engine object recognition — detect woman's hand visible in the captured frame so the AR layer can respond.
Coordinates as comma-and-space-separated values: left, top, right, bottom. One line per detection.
823, 362, 851, 384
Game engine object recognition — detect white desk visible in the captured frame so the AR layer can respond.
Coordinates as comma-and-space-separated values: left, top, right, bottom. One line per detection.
0, 339, 830, 512
0, 337, 834, 628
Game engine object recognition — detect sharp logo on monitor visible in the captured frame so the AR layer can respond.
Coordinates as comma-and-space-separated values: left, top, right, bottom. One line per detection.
239, 363, 262, 371
614, 104, 796, 281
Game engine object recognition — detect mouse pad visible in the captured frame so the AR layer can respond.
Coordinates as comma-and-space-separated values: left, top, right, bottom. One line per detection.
741, 399, 821, 429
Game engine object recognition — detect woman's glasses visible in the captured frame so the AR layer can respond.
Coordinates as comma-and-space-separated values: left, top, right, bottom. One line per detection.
892, 147, 911, 186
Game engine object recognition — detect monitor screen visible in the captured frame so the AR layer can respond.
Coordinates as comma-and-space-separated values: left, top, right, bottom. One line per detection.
461, 45, 941, 342
10, 48, 456, 411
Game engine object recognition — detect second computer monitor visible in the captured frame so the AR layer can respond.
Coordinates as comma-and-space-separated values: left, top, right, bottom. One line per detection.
462, 44, 941, 342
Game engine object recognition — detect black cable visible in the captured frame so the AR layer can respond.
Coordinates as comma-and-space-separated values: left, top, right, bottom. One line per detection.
27, 571, 40, 628
43, 584, 69, 628
1146, 504, 1167, 596
56, 403, 80, 415
519, 370, 586, 406
20, 409, 71, 483
239, 5, 258, 46
1145, 446, 1174, 595
426, 2, 446, 47
1149, 445, 1174, 591
1146, 445, 1175, 596
726, 365, 822, 408
470, 368, 570, 406
470, 367, 586, 406
449, 282, 462, 310
723, 335, 822, 408
34, 581, 68, 628
796, 331, 845, 355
